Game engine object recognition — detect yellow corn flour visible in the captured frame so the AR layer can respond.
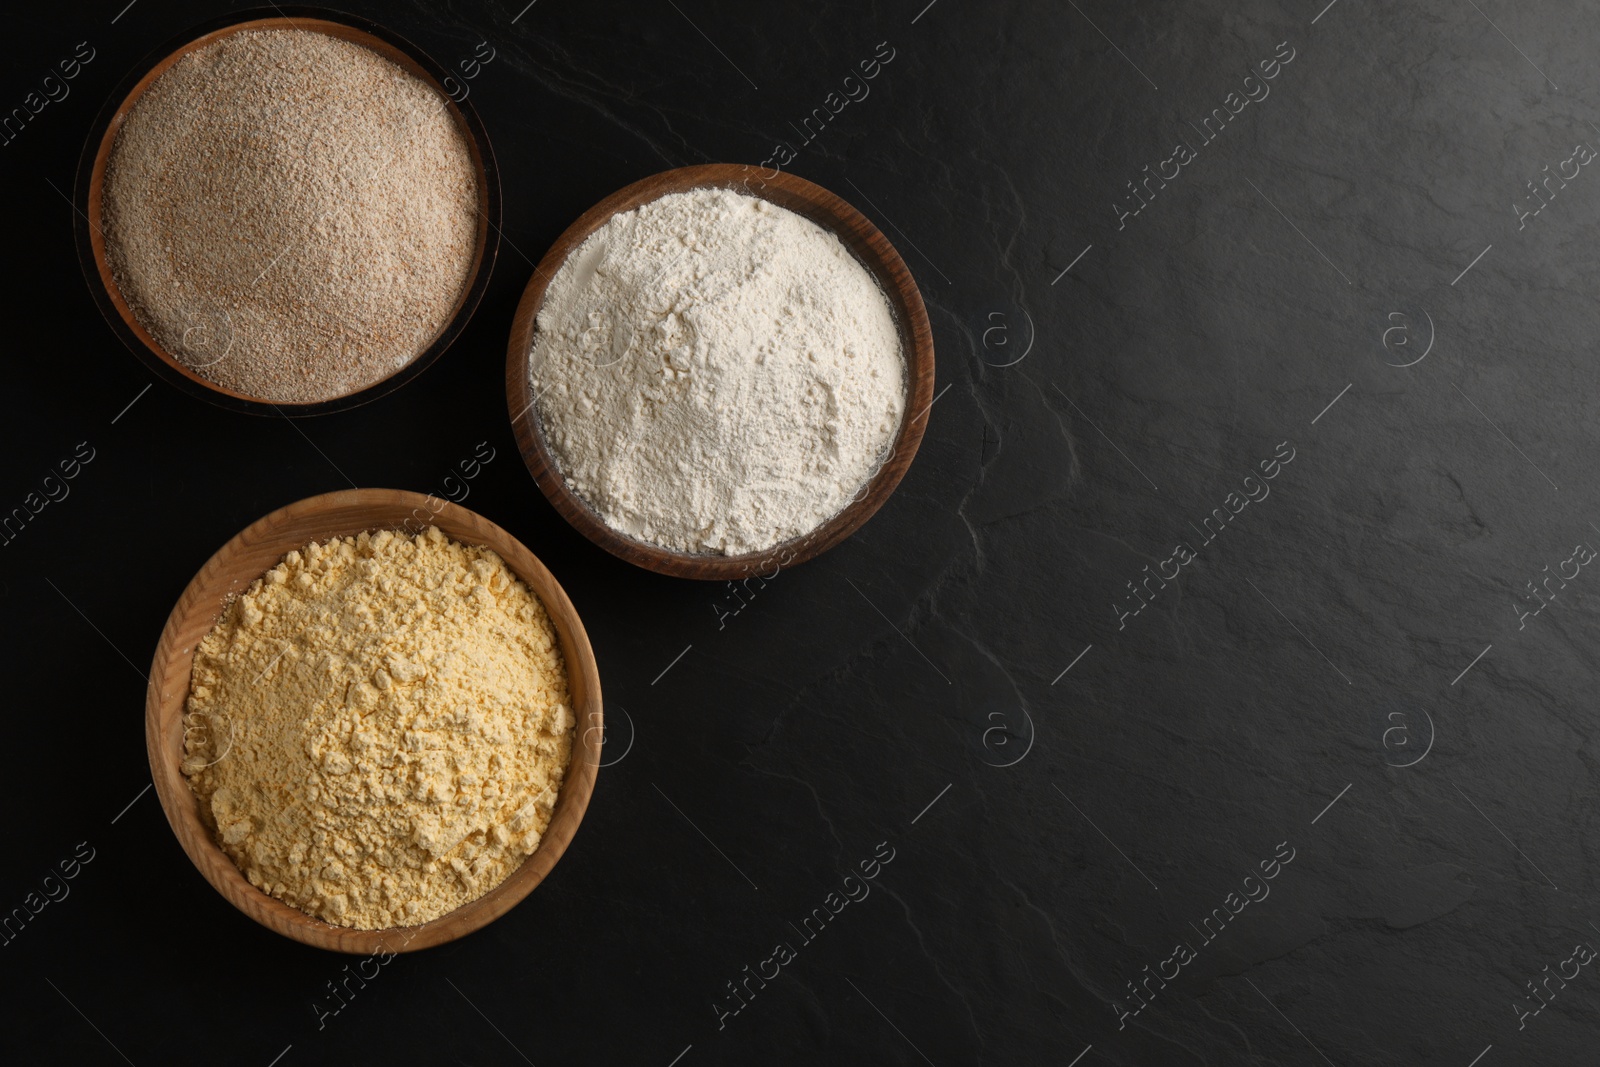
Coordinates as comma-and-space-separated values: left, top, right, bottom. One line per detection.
182, 526, 575, 930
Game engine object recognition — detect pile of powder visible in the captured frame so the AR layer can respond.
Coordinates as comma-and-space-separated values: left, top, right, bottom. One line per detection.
102, 29, 479, 403
182, 526, 574, 930
531, 187, 906, 555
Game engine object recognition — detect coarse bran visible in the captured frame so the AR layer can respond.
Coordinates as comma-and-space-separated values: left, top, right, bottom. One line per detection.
182, 526, 574, 930
102, 28, 479, 403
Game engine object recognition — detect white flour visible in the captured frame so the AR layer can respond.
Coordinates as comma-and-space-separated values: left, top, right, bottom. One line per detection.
531, 187, 906, 555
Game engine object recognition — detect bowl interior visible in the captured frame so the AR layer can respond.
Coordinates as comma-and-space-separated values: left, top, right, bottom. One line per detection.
81, 11, 499, 416
145, 489, 601, 953
504, 163, 936, 581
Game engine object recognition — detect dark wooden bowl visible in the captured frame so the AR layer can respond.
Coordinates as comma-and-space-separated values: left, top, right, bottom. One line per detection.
74, 8, 501, 418
145, 489, 601, 953
505, 163, 936, 581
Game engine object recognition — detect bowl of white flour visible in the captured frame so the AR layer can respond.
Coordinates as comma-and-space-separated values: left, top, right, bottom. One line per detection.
506, 164, 935, 580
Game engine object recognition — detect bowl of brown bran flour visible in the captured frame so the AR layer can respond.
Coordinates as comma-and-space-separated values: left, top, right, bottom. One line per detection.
77, 10, 500, 416
145, 490, 601, 952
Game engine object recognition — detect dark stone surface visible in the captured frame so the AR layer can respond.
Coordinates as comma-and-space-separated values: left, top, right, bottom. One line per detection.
3, 0, 1597, 1063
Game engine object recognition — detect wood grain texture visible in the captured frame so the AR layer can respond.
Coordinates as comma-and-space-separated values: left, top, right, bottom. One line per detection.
144, 489, 602, 954
76, 9, 500, 417
504, 163, 937, 581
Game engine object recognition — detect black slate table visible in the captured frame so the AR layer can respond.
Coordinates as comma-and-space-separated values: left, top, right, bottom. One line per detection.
4, 1, 1597, 1064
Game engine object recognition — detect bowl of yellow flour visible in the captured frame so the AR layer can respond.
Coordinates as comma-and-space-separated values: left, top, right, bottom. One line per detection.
145, 489, 602, 953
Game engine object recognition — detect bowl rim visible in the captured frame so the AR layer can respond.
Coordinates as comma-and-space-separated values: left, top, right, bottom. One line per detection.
144, 488, 601, 953
503, 163, 937, 581
75, 6, 502, 418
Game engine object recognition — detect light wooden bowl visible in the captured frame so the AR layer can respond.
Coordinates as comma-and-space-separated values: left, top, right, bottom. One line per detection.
505, 163, 936, 581
75, 9, 501, 417
145, 489, 601, 953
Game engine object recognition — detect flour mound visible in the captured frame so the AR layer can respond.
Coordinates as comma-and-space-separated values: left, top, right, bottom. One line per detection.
102, 29, 479, 403
182, 527, 574, 930
531, 187, 906, 555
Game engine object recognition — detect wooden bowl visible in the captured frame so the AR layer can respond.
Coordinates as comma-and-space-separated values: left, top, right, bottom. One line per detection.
505, 163, 936, 581
74, 8, 501, 418
145, 489, 601, 953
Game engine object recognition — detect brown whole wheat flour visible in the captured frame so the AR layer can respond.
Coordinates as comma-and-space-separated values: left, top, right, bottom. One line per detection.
102, 29, 479, 403
182, 527, 574, 929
